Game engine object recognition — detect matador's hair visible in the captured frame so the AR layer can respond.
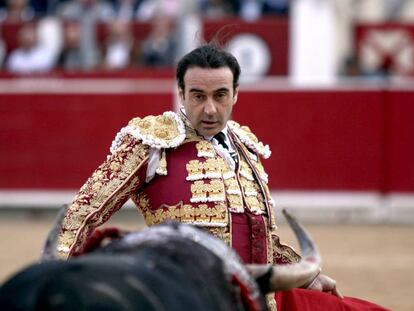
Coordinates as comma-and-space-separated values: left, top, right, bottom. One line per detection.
176, 43, 241, 92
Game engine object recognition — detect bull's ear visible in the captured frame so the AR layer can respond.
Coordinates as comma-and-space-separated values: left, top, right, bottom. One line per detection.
41, 204, 69, 262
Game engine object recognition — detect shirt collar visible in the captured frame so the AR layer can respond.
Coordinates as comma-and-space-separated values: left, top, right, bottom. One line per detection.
203, 126, 228, 141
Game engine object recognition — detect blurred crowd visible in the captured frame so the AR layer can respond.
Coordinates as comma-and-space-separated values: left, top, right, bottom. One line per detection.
1, 0, 414, 77
0, 0, 289, 74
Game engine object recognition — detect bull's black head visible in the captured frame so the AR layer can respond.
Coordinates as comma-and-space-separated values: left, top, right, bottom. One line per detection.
0, 222, 266, 311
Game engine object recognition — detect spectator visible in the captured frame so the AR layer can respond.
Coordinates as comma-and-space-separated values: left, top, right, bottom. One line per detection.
262, 0, 289, 16
139, 13, 176, 67
0, 28, 6, 69
57, 0, 114, 21
57, 0, 114, 69
6, 23, 55, 73
101, 20, 137, 69
135, 0, 182, 22
57, 21, 84, 71
113, 0, 142, 21
239, 0, 262, 21
30, 0, 49, 16
341, 55, 363, 77
200, 0, 235, 20
238, 0, 289, 21
0, 0, 35, 23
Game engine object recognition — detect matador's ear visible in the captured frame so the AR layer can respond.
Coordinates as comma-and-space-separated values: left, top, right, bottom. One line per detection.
233, 86, 239, 104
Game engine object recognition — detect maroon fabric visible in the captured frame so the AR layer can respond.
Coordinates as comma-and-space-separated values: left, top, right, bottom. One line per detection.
74, 227, 122, 256
230, 211, 390, 310
141, 142, 196, 207
232, 275, 263, 311
275, 289, 390, 311
231, 212, 268, 264
137, 136, 390, 311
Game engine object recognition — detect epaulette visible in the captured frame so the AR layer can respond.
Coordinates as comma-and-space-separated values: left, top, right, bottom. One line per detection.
228, 120, 271, 159
110, 111, 186, 152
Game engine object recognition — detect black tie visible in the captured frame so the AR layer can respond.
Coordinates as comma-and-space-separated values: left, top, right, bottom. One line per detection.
214, 132, 229, 150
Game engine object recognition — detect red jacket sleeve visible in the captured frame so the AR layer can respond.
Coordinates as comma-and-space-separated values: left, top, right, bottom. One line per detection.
56, 134, 149, 259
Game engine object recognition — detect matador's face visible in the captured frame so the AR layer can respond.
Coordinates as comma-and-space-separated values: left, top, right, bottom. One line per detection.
179, 66, 238, 138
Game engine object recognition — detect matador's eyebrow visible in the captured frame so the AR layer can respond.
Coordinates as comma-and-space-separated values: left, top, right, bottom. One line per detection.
214, 87, 230, 93
189, 88, 205, 93
188, 87, 230, 93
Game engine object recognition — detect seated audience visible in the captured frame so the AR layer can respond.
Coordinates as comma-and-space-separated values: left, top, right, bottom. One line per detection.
199, 0, 235, 20
262, 0, 289, 16
101, 20, 138, 69
57, 0, 114, 21
57, 21, 84, 71
239, 0, 289, 21
112, 0, 142, 21
6, 23, 55, 73
139, 13, 176, 67
57, 0, 114, 69
0, 0, 35, 23
135, 0, 182, 21
0, 30, 5, 68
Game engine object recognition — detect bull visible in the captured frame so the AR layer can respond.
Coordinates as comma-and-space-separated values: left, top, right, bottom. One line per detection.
0, 209, 321, 311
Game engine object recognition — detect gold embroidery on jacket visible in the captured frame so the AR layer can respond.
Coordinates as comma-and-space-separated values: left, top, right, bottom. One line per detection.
205, 226, 231, 246
271, 233, 301, 264
196, 140, 215, 158
239, 161, 255, 181
210, 202, 227, 223
251, 160, 269, 184
208, 179, 226, 201
89, 175, 141, 228
190, 180, 208, 203
204, 158, 226, 179
129, 114, 181, 143
245, 196, 263, 214
190, 180, 226, 203
227, 120, 271, 159
134, 194, 228, 227
224, 178, 241, 194
186, 160, 204, 181
231, 137, 272, 216
57, 135, 149, 259
186, 158, 227, 181
227, 193, 244, 213
240, 178, 258, 196
266, 294, 277, 311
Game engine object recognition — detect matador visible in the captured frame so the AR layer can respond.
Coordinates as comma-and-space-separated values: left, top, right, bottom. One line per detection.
56, 44, 389, 311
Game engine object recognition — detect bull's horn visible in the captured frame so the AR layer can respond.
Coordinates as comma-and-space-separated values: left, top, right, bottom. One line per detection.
246, 209, 321, 293
281, 209, 320, 262
41, 204, 69, 261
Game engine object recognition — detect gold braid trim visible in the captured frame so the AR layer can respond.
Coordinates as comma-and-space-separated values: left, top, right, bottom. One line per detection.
204, 227, 231, 247
266, 294, 277, 311
132, 194, 229, 227
228, 120, 271, 159
128, 112, 186, 148
57, 134, 149, 259
271, 233, 301, 264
